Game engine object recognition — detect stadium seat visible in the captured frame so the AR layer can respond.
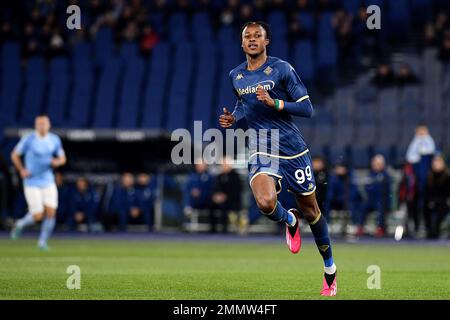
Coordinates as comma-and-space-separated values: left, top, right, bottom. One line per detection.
313, 123, 333, 148
399, 85, 421, 111
94, 27, 115, 67
297, 12, 315, 35
46, 57, 70, 127
117, 57, 145, 128
68, 58, 94, 127
0, 42, 21, 126
169, 13, 189, 43
142, 43, 170, 129
378, 123, 400, 148
351, 146, 372, 169
268, 11, 287, 38
269, 38, 288, 61
73, 41, 92, 62
216, 45, 242, 121
165, 43, 193, 131
294, 41, 315, 83
192, 12, 213, 44
334, 120, 354, 148
191, 45, 217, 132
119, 42, 139, 60
20, 57, 46, 126
92, 57, 122, 128
342, 0, 361, 14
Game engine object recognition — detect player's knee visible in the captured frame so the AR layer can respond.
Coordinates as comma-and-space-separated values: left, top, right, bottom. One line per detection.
45, 208, 56, 218
33, 213, 44, 222
256, 195, 277, 215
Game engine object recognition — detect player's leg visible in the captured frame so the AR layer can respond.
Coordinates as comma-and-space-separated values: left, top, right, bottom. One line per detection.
250, 173, 300, 252
250, 173, 296, 226
294, 192, 337, 296
11, 187, 44, 239
37, 184, 58, 250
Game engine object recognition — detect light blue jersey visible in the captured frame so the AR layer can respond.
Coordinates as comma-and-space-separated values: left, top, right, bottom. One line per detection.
14, 132, 65, 188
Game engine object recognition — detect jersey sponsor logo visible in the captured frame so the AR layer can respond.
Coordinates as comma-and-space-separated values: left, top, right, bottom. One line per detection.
263, 66, 273, 75
236, 73, 244, 80
236, 80, 275, 96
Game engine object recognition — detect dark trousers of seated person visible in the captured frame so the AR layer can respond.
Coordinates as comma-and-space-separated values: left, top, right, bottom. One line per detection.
209, 207, 229, 234
424, 202, 449, 239
102, 210, 148, 232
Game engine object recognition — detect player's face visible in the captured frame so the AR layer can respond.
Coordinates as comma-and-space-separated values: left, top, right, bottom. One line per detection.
35, 116, 50, 136
241, 24, 269, 58
432, 156, 445, 172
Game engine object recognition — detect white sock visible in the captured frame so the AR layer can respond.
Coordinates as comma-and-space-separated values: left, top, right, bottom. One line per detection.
324, 263, 337, 275
286, 211, 297, 227
16, 213, 35, 229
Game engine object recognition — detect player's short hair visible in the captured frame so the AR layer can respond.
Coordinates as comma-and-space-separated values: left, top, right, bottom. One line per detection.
240, 21, 271, 41
35, 113, 49, 119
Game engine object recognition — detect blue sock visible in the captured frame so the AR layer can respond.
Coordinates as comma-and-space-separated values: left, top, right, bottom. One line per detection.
38, 217, 56, 246
17, 213, 35, 229
309, 213, 334, 268
261, 201, 293, 225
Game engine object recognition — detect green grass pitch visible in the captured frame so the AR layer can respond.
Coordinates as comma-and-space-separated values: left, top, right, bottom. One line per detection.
0, 237, 449, 299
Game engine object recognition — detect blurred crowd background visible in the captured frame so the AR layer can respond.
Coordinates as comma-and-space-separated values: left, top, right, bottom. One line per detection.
0, 0, 450, 239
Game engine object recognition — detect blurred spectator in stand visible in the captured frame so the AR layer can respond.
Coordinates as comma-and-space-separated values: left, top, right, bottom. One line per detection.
220, 0, 240, 27
55, 172, 70, 226
121, 21, 138, 42
236, 4, 254, 27
325, 161, 361, 225
396, 64, 419, 86
424, 155, 450, 239
104, 173, 141, 231
423, 22, 438, 48
288, 17, 310, 41
406, 125, 436, 227
211, 157, 243, 234
335, 12, 354, 75
183, 161, 214, 230
438, 31, 450, 64
371, 63, 396, 88
0, 22, 16, 44
139, 24, 159, 55
398, 162, 419, 238
47, 27, 66, 59
312, 156, 329, 216
68, 177, 100, 232
357, 155, 391, 238
135, 173, 157, 231
434, 12, 449, 41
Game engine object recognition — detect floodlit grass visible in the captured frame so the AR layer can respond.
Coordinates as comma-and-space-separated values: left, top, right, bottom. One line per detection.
0, 237, 449, 299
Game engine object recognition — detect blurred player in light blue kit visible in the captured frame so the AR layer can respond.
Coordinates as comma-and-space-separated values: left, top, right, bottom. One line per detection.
10, 115, 66, 251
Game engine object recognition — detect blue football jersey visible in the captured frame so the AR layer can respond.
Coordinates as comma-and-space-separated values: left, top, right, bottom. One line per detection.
229, 56, 311, 157
14, 132, 65, 187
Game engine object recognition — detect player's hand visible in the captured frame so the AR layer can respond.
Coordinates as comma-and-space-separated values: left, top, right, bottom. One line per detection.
51, 158, 62, 168
219, 107, 235, 128
256, 85, 275, 108
19, 169, 31, 179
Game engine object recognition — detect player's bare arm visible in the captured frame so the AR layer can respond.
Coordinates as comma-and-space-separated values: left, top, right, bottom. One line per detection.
51, 154, 67, 168
11, 150, 31, 179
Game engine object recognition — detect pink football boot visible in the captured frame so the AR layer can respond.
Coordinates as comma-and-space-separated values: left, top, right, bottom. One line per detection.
320, 273, 337, 297
285, 209, 301, 254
